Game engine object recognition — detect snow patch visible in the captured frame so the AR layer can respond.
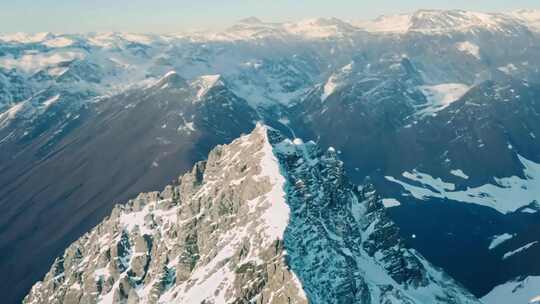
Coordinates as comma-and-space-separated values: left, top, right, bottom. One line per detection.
0, 32, 51, 43
0, 101, 28, 127
253, 125, 292, 242
456, 41, 481, 59
498, 64, 518, 74
512, 9, 540, 32
321, 62, 353, 101
48, 67, 69, 77
450, 169, 469, 179
0, 51, 85, 73
502, 241, 538, 260
482, 276, 540, 304
43, 37, 74, 48
418, 83, 470, 116
382, 198, 401, 208
386, 154, 540, 214
284, 18, 356, 38
42, 95, 61, 109
355, 14, 412, 33
192, 75, 222, 101
178, 121, 196, 133
488, 233, 514, 250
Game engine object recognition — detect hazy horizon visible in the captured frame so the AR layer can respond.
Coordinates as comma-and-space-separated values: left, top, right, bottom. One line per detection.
1, 0, 540, 34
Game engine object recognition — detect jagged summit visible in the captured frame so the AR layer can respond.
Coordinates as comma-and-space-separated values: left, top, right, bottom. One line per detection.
237, 16, 264, 24
190, 74, 224, 101
355, 9, 529, 34
151, 71, 188, 90
23, 124, 480, 304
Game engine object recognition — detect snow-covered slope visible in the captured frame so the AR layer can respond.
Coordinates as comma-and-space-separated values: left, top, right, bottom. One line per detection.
355, 9, 531, 34
385, 153, 540, 214
512, 9, 540, 32
482, 276, 540, 304
23, 125, 480, 304
488, 233, 515, 250
417, 83, 470, 116
4, 9, 540, 304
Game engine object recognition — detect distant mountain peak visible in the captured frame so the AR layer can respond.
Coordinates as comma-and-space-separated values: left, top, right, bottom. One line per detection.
190, 74, 224, 101
152, 71, 188, 90
237, 16, 264, 24
356, 9, 529, 34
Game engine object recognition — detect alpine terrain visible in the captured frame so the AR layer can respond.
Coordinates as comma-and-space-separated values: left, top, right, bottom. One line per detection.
1, 8, 540, 304
23, 125, 480, 304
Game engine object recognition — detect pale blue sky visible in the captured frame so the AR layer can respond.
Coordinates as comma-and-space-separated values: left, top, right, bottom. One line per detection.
1, 0, 539, 33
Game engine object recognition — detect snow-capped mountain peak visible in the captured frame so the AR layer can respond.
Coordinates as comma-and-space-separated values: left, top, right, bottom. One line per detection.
151, 71, 188, 90
23, 125, 481, 304
0, 32, 54, 43
191, 74, 224, 101
237, 16, 264, 25
356, 9, 531, 34
284, 17, 358, 38
512, 9, 540, 31
321, 61, 354, 101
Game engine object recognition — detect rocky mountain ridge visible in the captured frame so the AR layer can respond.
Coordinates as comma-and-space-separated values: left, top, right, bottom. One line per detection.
23, 125, 480, 304
3, 9, 540, 304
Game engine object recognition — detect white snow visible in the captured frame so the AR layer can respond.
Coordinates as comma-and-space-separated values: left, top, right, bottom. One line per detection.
502, 241, 538, 260
253, 125, 292, 242
284, 18, 355, 38
42, 95, 60, 109
177, 118, 196, 133
498, 64, 518, 74
185, 122, 195, 132
450, 169, 469, 179
0, 32, 51, 43
43, 37, 74, 48
0, 51, 84, 73
482, 276, 540, 304
192, 75, 222, 101
321, 63, 353, 101
194, 17, 358, 41
93, 267, 111, 280
456, 41, 481, 59
355, 14, 412, 33
0, 101, 27, 128
488, 233, 514, 250
48, 66, 69, 77
386, 154, 540, 214
171, 242, 236, 304
160, 70, 177, 80
521, 207, 538, 214
402, 170, 456, 191
321, 77, 339, 101
418, 83, 470, 116
512, 9, 540, 32
355, 10, 521, 34
382, 198, 401, 208
85, 32, 158, 48
293, 138, 304, 145
159, 124, 307, 304
152, 71, 180, 89
118, 33, 155, 45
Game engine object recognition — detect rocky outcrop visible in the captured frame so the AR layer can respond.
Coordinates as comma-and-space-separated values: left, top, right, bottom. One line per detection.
23, 125, 480, 304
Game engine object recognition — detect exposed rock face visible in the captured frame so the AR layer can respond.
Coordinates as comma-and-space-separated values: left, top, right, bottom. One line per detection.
3, 12, 540, 303
0, 72, 258, 304
23, 125, 480, 304
269, 130, 480, 304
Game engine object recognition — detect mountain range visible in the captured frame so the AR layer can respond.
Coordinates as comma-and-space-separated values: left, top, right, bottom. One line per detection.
1, 9, 540, 304
23, 125, 481, 304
